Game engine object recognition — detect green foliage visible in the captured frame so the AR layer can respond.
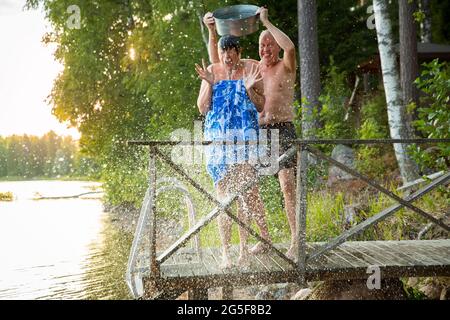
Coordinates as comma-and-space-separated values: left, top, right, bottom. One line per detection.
305, 188, 448, 243
25, 0, 450, 209
413, 10, 426, 24
25, 0, 230, 205
414, 60, 450, 139
360, 93, 390, 135
0, 138, 7, 177
356, 119, 386, 178
317, 58, 353, 142
356, 93, 392, 178
0, 132, 97, 179
430, 0, 450, 45
102, 155, 148, 208
316, 0, 379, 73
306, 192, 345, 241
404, 285, 428, 300
410, 59, 450, 171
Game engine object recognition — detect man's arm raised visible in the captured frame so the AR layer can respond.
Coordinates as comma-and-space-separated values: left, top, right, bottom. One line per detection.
257, 7, 296, 72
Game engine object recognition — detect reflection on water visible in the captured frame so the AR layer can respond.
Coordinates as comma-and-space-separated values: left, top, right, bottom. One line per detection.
0, 180, 131, 300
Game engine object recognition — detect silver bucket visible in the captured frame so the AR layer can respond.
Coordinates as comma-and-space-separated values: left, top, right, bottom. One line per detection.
213, 4, 260, 37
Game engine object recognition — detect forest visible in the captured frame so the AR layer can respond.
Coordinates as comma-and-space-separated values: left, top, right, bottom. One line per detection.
0, 131, 98, 179
21, 0, 449, 237
15, 0, 450, 300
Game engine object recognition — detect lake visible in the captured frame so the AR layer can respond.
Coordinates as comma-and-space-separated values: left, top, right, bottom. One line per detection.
0, 180, 130, 300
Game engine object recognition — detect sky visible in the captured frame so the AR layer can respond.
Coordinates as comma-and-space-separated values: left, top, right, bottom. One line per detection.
0, 0, 80, 139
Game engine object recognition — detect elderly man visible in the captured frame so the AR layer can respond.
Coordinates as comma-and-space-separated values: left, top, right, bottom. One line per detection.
204, 7, 299, 260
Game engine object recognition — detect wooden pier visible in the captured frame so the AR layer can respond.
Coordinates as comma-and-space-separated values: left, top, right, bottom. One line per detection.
142, 240, 450, 299
125, 139, 450, 300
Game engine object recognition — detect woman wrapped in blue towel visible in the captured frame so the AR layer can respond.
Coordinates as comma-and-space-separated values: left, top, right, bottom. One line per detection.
196, 35, 271, 269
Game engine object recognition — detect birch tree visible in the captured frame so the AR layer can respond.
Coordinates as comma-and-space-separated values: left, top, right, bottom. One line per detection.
373, 0, 419, 184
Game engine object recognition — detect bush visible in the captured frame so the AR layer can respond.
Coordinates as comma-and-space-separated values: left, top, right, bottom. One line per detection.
317, 58, 353, 144
410, 59, 450, 172
359, 93, 390, 136
356, 118, 387, 178
356, 93, 393, 179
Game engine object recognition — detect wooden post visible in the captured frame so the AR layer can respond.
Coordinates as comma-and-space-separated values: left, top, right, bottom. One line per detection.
296, 144, 308, 287
363, 73, 370, 93
148, 146, 159, 275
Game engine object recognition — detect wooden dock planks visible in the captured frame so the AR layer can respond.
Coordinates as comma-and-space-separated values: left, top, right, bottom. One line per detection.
149, 239, 450, 297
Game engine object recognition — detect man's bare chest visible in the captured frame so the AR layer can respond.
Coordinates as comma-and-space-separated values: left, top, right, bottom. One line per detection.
262, 70, 294, 93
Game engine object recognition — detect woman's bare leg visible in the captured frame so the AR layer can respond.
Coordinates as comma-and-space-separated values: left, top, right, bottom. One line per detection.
245, 184, 272, 254
236, 196, 250, 267
278, 168, 298, 260
216, 182, 232, 269
235, 164, 272, 255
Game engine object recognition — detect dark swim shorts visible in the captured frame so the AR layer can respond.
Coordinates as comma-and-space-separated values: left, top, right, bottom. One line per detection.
260, 122, 298, 171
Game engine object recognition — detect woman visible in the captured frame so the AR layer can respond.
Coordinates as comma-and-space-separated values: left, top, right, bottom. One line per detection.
195, 35, 271, 269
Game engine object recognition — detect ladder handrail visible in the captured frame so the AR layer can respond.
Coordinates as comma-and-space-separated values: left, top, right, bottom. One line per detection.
125, 177, 200, 298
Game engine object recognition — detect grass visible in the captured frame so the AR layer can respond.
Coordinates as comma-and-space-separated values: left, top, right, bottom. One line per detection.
306, 186, 448, 243
306, 191, 346, 241
101, 168, 448, 300
150, 173, 449, 250
122, 155, 448, 263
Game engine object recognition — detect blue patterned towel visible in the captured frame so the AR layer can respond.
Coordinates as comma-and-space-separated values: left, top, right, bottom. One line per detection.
204, 79, 259, 186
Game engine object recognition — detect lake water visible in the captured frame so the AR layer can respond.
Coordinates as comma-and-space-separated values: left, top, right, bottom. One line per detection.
0, 180, 129, 300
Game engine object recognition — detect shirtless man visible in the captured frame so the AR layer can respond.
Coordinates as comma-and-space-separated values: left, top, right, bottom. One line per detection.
204, 7, 299, 259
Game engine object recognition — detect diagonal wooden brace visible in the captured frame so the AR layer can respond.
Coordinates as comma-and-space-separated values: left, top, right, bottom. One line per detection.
305, 146, 450, 233
155, 147, 299, 268
308, 171, 450, 261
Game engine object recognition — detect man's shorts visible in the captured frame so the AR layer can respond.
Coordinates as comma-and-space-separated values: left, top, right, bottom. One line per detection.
260, 122, 298, 172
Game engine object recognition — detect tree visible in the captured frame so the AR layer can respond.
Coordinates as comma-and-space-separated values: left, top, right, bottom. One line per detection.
6, 136, 22, 177
373, 0, 419, 184
412, 60, 450, 171
0, 138, 7, 177
399, 0, 419, 123
419, 0, 432, 43
298, 0, 321, 139
317, 0, 378, 73
429, 1, 450, 45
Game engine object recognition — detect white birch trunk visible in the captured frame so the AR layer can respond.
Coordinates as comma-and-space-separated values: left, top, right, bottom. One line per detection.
373, 0, 419, 184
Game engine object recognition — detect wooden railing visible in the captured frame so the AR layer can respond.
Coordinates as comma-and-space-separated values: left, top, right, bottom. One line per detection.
125, 138, 450, 298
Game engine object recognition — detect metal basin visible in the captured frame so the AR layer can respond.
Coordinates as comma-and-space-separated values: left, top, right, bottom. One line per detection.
213, 4, 260, 37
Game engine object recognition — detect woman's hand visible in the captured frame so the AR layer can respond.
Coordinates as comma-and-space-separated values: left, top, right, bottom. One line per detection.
203, 12, 215, 31
195, 59, 214, 85
243, 63, 263, 91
